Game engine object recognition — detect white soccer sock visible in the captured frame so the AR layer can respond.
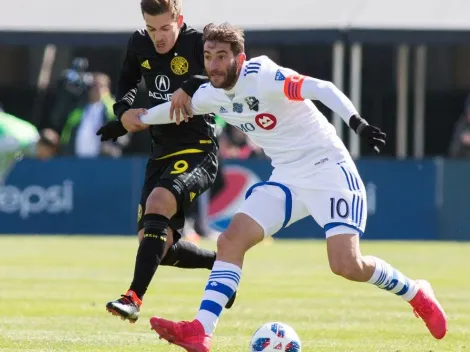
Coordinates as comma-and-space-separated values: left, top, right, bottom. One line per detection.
367, 257, 419, 301
196, 261, 241, 334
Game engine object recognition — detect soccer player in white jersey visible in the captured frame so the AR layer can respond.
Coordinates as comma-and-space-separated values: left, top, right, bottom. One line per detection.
139, 23, 447, 351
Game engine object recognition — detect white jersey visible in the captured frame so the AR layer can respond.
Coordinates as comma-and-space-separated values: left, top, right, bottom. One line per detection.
190, 56, 356, 186
140, 55, 367, 236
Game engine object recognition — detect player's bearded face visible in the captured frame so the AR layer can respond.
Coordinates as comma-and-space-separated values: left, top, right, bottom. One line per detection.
209, 59, 238, 89
204, 41, 243, 89
143, 12, 183, 54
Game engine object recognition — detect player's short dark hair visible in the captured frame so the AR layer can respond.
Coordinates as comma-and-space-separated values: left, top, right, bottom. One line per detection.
203, 23, 245, 56
140, 0, 181, 19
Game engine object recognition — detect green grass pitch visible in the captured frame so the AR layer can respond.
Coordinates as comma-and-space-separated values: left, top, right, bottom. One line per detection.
0, 236, 469, 351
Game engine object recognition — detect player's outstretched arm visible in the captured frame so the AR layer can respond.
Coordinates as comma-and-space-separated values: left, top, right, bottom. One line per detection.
141, 84, 214, 126
139, 102, 174, 125
285, 75, 386, 153
287, 75, 358, 125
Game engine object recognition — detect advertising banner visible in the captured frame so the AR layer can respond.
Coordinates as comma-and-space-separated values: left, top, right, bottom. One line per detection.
1, 157, 465, 240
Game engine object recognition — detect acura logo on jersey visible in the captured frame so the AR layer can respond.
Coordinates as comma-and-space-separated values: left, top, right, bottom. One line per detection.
255, 113, 277, 130
155, 75, 170, 92
149, 91, 172, 101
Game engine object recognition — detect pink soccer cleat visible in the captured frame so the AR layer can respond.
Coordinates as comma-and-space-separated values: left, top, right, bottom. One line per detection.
409, 280, 448, 339
150, 316, 212, 352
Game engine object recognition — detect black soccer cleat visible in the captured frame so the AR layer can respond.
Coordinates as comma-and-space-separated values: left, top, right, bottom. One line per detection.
106, 290, 141, 323
225, 290, 237, 309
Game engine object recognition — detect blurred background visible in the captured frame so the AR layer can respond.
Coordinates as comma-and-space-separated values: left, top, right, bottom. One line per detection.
1, 0, 469, 240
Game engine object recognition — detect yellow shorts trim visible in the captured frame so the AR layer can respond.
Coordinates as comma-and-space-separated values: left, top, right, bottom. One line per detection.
155, 148, 203, 160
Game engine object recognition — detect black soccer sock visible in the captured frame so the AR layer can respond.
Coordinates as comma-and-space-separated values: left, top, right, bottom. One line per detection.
161, 240, 216, 270
129, 214, 169, 299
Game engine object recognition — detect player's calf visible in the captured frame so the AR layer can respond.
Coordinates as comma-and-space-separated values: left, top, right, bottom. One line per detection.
148, 215, 257, 344
107, 213, 169, 322
327, 234, 373, 282
194, 213, 263, 335
107, 197, 175, 322
129, 213, 171, 299
327, 233, 419, 299
326, 232, 447, 339
126, 188, 178, 300
160, 240, 238, 309
161, 240, 215, 269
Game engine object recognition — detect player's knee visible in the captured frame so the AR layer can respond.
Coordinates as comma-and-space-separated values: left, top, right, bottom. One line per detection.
216, 230, 251, 262
145, 187, 177, 217
329, 254, 364, 281
217, 231, 238, 253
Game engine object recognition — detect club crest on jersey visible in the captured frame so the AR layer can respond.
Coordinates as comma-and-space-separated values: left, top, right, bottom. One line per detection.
219, 106, 228, 114
233, 103, 243, 113
245, 96, 259, 111
275, 69, 286, 81
170, 56, 189, 75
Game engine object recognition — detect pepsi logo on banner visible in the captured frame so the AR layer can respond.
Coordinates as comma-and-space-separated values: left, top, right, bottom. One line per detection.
208, 165, 261, 231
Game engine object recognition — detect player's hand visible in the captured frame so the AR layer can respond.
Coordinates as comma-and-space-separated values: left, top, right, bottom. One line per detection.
170, 88, 193, 125
96, 120, 128, 142
357, 123, 387, 154
121, 108, 149, 132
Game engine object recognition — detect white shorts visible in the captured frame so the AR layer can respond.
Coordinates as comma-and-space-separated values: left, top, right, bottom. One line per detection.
238, 160, 367, 238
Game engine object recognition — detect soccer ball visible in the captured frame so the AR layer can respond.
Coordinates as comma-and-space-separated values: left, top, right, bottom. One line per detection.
250, 322, 301, 352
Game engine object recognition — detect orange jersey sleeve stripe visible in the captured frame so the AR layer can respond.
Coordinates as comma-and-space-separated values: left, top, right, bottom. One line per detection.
283, 75, 305, 101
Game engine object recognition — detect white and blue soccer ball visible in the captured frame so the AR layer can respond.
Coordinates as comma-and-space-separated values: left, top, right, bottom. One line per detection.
250, 322, 301, 352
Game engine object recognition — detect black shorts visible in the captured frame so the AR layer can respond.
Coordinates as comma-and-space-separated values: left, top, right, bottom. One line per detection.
137, 152, 218, 237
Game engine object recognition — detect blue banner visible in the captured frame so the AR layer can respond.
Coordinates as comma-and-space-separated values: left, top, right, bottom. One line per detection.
356, 159, 438, 240
439, 160, 470, 241
0, 158, 145, 234
0, 157, 468, 240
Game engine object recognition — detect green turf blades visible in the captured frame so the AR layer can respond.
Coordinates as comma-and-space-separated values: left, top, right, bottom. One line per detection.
0, 236, 467, 351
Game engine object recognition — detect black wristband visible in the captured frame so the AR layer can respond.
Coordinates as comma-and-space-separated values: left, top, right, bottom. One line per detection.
113, 101, 131, 120
349, 114, 368, 133
181, 75, 209, 97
